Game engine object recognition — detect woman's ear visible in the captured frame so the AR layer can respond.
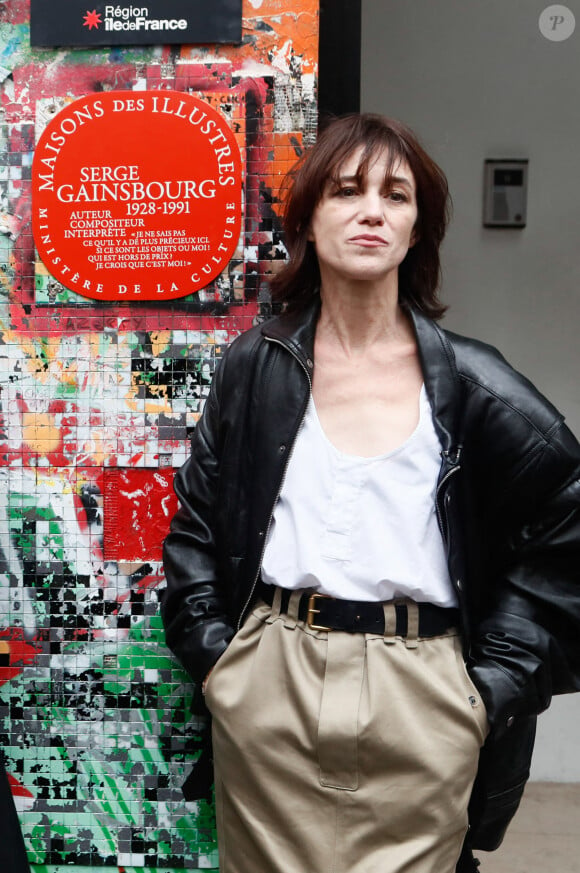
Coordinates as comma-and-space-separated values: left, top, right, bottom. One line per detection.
409, 226, 419, 247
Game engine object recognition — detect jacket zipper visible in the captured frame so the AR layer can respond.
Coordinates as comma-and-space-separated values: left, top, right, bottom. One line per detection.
435, 449, 462, 542
435, 450, 467, 637
236, 336, 313, 630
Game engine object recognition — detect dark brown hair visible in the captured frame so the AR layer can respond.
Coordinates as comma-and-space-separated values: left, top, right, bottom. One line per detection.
270, 113, 451, 319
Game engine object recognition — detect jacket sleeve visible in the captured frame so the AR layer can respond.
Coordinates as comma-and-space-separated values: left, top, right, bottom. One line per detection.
468, 422, 580, 733
161, 354, 235, 685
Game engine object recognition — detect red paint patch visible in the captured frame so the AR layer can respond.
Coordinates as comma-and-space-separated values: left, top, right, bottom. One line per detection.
102, 468, 178, 561
0, 631, 42, 685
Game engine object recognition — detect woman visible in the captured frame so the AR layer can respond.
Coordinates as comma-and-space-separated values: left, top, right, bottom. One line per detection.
162, 114, 580, 873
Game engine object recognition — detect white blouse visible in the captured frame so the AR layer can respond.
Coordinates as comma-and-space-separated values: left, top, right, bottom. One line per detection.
261, 386, 458, 607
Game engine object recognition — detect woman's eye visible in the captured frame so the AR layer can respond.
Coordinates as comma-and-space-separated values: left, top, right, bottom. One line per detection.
337, 187, 358, 197
388, 191, 408, 202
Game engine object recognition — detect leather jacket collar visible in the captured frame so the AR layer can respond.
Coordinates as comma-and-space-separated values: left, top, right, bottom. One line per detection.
261, 295, 463, 463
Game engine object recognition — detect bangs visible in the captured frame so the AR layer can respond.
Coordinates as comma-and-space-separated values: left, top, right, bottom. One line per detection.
326, 133, 410, 193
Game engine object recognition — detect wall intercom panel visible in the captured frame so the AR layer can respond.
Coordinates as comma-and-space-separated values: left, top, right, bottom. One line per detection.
483, 159, 528, 228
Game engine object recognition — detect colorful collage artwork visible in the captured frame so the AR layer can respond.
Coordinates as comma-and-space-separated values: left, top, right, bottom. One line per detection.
0, 1, 318, 868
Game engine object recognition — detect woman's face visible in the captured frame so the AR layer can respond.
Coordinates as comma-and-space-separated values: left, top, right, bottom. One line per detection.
308, 146, 418, 289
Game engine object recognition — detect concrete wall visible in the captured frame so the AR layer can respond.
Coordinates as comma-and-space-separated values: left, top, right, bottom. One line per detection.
361, 0, 580, 780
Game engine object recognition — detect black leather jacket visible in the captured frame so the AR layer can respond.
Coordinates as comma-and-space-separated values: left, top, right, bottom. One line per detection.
162, 298, 580, 850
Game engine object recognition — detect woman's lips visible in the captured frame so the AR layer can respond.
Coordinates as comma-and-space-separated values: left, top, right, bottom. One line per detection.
349, 234, 388, 245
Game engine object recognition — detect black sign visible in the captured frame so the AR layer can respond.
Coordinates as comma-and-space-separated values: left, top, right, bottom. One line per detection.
30, 0, 242, 47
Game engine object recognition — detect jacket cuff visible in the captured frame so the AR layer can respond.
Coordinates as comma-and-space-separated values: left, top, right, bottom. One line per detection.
173, 618, 235, 685
468, 659, 523, 734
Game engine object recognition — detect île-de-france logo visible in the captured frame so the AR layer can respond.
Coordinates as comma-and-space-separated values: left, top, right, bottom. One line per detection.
83, 9, 102, 29
79, 5, 188, 34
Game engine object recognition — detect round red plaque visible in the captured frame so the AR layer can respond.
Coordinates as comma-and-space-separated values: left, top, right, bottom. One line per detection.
32, 91, 243, 301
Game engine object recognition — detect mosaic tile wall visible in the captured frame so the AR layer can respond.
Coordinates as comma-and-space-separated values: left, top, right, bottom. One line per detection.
0, 1, 318, 868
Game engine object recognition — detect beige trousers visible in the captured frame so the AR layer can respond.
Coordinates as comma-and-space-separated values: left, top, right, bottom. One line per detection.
204, 591, 488, 873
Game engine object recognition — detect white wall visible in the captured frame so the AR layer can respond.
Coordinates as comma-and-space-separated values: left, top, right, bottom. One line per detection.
361, 0, 580, 780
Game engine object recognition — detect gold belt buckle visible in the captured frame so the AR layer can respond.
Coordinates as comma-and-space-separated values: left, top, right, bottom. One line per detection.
307, 592, 334, 631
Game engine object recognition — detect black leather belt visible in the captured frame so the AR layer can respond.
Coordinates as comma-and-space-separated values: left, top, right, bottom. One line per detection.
258, 582, 459, 637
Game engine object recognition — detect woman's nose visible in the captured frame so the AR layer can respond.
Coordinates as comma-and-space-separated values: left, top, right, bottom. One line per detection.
359, 190, 384, 223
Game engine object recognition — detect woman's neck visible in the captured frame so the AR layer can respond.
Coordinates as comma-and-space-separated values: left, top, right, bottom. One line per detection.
317, 277, 412, 355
